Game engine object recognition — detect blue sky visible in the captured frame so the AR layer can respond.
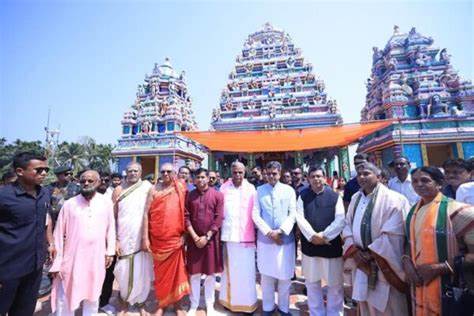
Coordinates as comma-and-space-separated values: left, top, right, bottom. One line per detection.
1, 0, 472, 145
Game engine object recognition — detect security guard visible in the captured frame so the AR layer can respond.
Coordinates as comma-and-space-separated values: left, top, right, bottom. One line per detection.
46, 165, 80, 225
0, 152, 52, 315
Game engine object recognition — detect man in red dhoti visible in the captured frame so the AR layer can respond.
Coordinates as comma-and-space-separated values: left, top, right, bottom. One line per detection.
142, 163, 189, 316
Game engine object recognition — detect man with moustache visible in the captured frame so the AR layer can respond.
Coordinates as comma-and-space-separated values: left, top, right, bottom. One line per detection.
0, 152, 53, 315
343, 162, 409, 315
185, 168, 224, 316
442, 158, 472, 199
253, 161, 296, 316
143, 163, 189, 316
388, 156, 419, 207
296, 166, 345, 316
47, 165, 80, 225
208, 170, 221, 190
49, 170, 116, 315
112, 162, 153, 316
218, 161, 258, 313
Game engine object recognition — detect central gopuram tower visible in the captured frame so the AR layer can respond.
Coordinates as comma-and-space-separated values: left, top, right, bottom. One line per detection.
210, 23, 346, 175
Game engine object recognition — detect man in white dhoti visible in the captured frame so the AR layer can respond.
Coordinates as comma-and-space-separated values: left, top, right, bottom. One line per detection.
343, 162, 409, 316
113, 162, 153, 315
296, 166, 345, 316
253, 161, 296, 316
218, 161, 258, 313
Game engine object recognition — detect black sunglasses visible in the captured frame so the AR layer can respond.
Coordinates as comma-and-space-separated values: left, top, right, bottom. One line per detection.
161, 170, 173, 174
34, 167, 50, 174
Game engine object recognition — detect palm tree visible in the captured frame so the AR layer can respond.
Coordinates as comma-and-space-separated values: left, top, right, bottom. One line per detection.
57, 142, 88, 175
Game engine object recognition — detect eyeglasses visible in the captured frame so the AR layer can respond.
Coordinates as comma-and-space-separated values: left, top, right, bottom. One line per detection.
160, 170, 173, 174
80, 179, 96, 184
65, 172, 73, 176
34, 167, 50, 174
209, 177, 216, 180
101, 178, 110, 183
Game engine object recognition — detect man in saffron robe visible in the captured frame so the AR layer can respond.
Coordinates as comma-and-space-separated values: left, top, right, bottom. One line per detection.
142, 163, 189, 316
49, 170, 116, 315
343, 162, 409, 315
219, 161, 258, 313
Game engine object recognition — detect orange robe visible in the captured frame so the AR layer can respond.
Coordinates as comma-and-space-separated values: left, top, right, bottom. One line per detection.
149, 180, 189, 307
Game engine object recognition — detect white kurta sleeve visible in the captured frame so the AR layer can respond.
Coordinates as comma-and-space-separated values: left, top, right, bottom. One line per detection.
279, 188, 296, 235
321, 196, 345, 241
252, 191, 272, 236
296, 195, 316, 241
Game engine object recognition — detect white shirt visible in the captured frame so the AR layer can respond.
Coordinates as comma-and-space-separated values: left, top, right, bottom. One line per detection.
456, 182, 474, 205
221, 182, 248, 242
388, 174, 420, 206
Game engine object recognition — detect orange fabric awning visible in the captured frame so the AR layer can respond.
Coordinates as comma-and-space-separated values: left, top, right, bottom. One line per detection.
179, 120, 394, 153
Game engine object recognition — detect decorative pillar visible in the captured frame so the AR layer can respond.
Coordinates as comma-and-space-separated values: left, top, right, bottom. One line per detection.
295, 151, 303, 167
328, 155, 336, 177
132, 155, 137, 163
421, 144, 429, 166
208, 153, 217, 171
154, 155, 160, 180
374, 151, 382, 167
338, 147, 351, 181
247, 153, 256, 169
456, 142, 465, 159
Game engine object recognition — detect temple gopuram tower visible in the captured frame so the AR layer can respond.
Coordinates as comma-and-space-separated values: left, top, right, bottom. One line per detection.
359, 26, 474, 167
113, 58, 204, 177
208, 23, 346, 175
212, 22, 342, 131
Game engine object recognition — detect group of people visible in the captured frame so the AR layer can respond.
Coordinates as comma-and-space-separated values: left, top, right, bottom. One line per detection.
0, 151, 473, 316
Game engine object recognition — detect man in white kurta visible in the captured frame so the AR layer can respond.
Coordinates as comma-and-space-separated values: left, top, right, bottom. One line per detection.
252, 161, 296, 316
113, 162, 153, 313
343, 162, 409, 316
296, 167, 345, 316
219, 161, 258, 313
50, 170, 115, 316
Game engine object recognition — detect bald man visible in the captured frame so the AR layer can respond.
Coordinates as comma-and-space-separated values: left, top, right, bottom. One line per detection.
112, 162, 153, 315
50, 170, 116, 316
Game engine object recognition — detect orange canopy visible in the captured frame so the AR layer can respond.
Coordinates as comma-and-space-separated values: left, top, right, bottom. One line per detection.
179, 120, 394, 153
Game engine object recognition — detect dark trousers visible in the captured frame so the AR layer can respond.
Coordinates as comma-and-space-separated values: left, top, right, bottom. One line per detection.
0, 268, 42, 315
99, 256, 116, 307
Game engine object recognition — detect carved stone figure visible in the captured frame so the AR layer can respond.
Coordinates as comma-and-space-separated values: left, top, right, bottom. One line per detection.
439, 48, 451, 64
427, 95, 448, 117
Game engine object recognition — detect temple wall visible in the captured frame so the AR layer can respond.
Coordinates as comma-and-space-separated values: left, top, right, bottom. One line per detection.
463, 142, 474, 159
381, 148, 395, 167
403, 144, 423, 168
118, 157, 133, 174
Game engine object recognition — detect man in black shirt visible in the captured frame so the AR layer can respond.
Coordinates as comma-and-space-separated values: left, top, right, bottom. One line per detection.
0, 152, 53, 315
343, 153, 368, 210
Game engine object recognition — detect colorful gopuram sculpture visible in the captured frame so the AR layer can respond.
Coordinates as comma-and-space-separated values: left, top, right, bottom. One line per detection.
359, 26, 474, 167
209, 23, 347, 176
212, 22, 342, 131
113, 58, 204, 177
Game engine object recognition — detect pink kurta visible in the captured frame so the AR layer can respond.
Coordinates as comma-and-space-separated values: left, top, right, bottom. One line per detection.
49, 193, 115, 312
